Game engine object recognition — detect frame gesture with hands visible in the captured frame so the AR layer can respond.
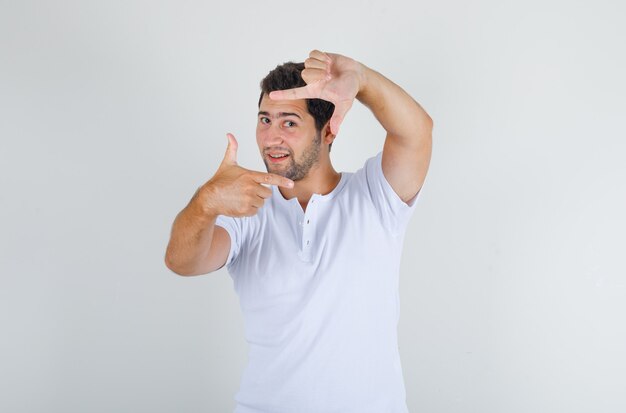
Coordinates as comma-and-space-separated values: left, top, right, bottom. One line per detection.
268, 50, 365, 136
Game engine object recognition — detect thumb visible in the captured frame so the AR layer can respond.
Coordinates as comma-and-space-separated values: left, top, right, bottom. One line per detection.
330, 100, 353, 135
222, 133, 238, 165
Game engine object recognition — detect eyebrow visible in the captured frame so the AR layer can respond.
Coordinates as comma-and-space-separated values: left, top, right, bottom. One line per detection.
258, 111, 302, 120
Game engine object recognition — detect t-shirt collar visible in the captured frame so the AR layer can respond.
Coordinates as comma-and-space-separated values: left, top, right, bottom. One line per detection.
273, 172, 347, 203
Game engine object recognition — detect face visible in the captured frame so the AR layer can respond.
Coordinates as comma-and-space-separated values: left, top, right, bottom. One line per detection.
257, 94, 322, 181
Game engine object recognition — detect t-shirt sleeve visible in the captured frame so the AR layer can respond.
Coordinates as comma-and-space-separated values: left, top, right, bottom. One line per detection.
363, 150, 425, 236
214, 215, 241, 268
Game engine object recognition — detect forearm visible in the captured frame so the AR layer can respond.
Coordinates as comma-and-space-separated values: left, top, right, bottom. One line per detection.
356, 64, 433, 146
165, 188, 218, 275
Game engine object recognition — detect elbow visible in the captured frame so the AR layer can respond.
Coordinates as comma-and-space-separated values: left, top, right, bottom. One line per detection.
410, 113, 433, 143
164, 254, 215, 277
422, 116, 433, 147
422, 114, 434, 135
164, 254, 193, 277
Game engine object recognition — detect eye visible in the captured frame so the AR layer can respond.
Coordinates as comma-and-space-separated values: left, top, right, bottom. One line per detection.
284, 120, 297, 127
259, 117, 270, 124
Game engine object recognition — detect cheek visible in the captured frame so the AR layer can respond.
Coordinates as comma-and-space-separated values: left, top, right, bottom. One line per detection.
256, 124, 268, 139
255, 130, 264, 150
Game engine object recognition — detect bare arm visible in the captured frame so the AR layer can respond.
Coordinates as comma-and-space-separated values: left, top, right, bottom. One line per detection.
356, 66, 433, 203
164, 133, 294, 276
164, 188, 230, 276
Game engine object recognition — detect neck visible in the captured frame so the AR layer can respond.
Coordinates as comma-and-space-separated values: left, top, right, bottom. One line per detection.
278, 163, 341, 207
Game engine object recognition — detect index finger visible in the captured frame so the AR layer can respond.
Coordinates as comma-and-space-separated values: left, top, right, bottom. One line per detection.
250, 171, 294, 188
329, 99, 353, 135
269, 86, 314, 101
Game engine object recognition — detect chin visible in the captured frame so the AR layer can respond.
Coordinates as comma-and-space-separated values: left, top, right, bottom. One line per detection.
263, 164, 286, 177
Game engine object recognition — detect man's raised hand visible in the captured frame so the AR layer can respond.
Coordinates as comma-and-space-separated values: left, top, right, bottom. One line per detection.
197, 133, 294, 218
268, 50, 365, 135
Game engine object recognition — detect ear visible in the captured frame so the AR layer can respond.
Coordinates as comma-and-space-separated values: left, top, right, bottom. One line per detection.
322, 122, 336, 147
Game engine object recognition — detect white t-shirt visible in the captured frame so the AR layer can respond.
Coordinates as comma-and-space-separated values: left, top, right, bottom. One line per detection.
216, 151, 422, 413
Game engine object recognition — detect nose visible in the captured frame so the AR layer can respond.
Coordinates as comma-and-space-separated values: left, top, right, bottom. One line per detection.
260, 123, 285, 148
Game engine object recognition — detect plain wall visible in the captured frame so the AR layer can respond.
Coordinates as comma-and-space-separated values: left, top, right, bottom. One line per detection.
1, 0, 625, 412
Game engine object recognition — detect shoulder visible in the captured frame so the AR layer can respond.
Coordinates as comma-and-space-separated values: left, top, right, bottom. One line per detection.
350, 151, 422, 234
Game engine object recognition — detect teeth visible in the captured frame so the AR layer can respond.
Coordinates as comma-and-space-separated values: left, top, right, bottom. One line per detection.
270, 154, 288, 158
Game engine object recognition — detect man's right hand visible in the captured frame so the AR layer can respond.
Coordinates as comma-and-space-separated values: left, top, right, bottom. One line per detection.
196, 133, 294, 218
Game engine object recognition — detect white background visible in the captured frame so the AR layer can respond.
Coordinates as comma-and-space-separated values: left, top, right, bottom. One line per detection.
1, 0, 625, 412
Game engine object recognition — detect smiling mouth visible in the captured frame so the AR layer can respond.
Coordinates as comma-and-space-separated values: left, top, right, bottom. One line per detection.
266, 149, 291, 163
268, 153, 289, 163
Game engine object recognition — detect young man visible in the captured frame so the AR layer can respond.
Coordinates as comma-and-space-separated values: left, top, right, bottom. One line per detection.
165, 50, 433, 413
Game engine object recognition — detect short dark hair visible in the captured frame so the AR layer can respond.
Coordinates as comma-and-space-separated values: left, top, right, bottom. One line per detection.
258, 62, 335, 152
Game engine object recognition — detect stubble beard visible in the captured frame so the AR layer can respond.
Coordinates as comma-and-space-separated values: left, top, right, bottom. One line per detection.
264, 131, 322, 181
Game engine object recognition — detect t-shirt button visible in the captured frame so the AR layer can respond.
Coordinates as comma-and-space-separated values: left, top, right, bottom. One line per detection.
307, 219, 310, 224
306, 240, 310, 245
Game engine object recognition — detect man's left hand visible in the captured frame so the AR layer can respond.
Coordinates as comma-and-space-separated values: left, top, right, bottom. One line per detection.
269, 50, 364, 135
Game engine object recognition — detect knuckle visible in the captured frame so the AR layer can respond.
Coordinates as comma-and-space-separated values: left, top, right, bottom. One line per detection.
245, 186, 257, 197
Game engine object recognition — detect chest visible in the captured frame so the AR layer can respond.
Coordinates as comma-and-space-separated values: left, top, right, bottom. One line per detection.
232, 193, 394, 298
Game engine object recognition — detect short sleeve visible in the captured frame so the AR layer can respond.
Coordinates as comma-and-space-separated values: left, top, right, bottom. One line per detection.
363, 151, 424, 235
215, 215, 241, 268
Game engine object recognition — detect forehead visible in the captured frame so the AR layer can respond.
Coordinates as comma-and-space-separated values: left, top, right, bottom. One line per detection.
259, 94, 311, 119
